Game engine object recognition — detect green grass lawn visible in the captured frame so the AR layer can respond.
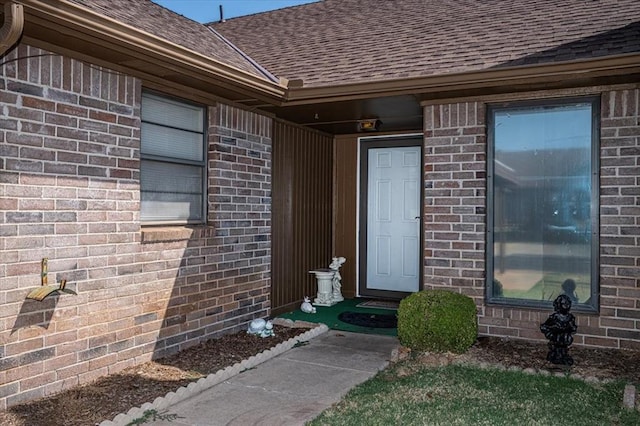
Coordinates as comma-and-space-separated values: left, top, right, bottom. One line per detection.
310, 362, 640, 426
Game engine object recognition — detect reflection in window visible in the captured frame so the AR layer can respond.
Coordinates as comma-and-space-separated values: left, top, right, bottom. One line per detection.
487, 98, 598, 311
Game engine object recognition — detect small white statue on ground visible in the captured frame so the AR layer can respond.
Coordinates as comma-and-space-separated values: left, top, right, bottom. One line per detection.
300, 296, 316, 313
329, 256, 346, 303
247, 318, 274, 338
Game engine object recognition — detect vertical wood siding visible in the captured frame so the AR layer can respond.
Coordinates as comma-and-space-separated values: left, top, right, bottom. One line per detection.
271, 121, 333, 314
333, 135, 359, 298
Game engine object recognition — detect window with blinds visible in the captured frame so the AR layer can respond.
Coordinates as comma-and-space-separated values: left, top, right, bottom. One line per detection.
140, 92, 206, 223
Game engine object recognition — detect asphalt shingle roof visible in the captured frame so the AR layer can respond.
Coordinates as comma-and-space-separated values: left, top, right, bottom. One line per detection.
69, 0, 273, 80
211, 0, 640, 87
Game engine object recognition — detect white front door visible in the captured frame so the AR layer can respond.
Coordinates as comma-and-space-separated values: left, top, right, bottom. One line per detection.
362, 143, 421, 295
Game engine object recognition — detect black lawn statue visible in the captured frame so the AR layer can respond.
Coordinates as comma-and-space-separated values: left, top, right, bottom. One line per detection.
540, 294, 578, 366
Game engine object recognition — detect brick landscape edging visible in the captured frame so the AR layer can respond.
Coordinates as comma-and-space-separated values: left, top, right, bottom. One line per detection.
99, 323, 329, 426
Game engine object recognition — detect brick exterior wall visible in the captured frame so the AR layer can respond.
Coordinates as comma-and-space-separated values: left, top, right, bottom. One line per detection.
0, 44, 272, 409
148, 104, 272, 360
600, 89, 640, 350
423, 102, 487, 299
423, 88, 640, 350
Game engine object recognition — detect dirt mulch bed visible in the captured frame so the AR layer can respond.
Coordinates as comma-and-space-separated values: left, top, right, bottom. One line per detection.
0, 326, 308, 426
461, 336, 640, 383
1, 330, 639, 426
406, 336, 640, 385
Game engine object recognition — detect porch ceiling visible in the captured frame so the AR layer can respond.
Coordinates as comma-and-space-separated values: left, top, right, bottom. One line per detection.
267, 94, 424, 135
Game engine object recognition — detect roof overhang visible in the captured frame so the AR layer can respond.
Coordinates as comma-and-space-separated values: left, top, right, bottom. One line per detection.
272, 53, 640, 133
4, 0, 640, 134
7, 0, 287, 107
285, 53, 640, 104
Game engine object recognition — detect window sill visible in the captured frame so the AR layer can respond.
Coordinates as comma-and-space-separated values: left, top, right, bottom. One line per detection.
485, 298, 599, 315
141, 226, 198, 243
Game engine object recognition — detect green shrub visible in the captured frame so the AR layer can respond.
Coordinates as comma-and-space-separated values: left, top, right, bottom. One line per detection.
397, 290, 478, 353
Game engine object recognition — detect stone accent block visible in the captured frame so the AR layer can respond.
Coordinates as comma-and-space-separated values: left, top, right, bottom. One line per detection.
99, 324, 328, 426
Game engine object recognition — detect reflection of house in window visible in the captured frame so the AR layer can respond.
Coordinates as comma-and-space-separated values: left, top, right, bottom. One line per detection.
488, 99, 598, 311
496, 148, 591, 242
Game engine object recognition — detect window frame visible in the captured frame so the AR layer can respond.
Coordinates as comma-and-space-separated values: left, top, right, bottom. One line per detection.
486, 96, 600, 313
140, 90, 207, 225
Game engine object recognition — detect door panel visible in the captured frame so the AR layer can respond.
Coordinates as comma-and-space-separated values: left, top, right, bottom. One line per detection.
364, 144, 421, 294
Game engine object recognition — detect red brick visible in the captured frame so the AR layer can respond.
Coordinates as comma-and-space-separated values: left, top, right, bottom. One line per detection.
88, 353, 118, 371
5, 362, 44, 383
20, 371, 56, 391
0, 198, 18, 210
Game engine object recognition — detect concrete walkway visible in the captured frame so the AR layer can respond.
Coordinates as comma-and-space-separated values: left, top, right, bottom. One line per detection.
148, 329, 399, 426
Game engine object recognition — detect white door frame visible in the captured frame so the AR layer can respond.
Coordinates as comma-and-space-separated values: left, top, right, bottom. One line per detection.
357, 134, 424, 299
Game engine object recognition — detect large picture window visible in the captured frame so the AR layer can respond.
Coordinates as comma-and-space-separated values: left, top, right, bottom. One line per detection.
487, 97, 599, 311
140, 92, 206, 223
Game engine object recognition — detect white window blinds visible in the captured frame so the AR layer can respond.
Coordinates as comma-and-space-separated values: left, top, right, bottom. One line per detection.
140, 92, 206, 223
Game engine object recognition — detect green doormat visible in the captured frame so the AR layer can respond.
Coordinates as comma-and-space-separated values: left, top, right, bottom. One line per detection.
277, 299, 398, 336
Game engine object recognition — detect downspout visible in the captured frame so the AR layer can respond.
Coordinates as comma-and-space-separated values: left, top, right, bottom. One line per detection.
0, 1, 24, 56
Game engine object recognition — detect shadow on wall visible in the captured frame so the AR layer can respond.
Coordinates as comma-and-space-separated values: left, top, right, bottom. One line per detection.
148, 112, 335, 359
150, 109, 274, 359
147, 226, 272, 360
10, 260, 82, 336
11, 298, 58, 335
